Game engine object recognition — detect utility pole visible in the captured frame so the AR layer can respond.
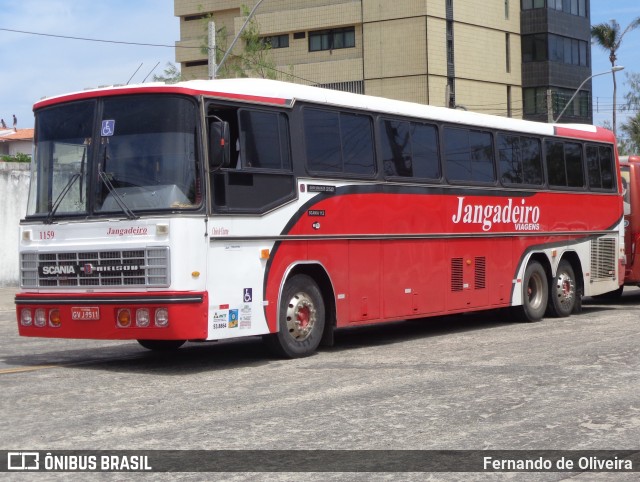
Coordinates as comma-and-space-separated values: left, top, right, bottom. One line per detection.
208, 21, 217, 80
547, 89, 554, 123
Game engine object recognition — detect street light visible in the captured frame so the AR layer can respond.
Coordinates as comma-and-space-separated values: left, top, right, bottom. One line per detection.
553, 65, 625, 123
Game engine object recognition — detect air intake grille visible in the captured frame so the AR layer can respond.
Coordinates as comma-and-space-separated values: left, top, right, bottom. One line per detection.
451, 258, 463, 292
590, 238, 616, 281
475, 256, 486, 289
20, 247, 170, 288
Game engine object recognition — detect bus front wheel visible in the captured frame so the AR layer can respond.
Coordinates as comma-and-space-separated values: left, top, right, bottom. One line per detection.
264, 274, 325, 358
518, 261, 548, 322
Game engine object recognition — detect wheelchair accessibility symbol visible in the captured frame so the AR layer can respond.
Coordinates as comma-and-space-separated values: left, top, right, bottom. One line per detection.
243, 288, 253, 303
101, 120, 115, 137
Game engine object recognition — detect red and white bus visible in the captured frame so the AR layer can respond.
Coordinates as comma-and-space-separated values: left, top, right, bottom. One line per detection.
619, 155, 640, 292
16, 79, 624, 357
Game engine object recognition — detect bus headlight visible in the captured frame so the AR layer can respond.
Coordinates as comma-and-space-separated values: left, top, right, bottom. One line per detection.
20, 309, 33, 326
155, 308, 169, 327
136, 308, 150, 327
34, 308, 47, 327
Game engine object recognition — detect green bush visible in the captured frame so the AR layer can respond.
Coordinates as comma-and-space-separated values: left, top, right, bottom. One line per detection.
0, 153, 31, 163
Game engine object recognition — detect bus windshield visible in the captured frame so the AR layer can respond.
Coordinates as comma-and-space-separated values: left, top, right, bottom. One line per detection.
27, 95, 201, 219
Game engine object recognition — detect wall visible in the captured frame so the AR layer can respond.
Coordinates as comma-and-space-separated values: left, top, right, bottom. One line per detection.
0, 162, 30, 286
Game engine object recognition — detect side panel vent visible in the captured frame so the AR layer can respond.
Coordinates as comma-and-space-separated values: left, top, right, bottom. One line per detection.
475, 256, 486, 289
451, 258, 463, 292
590, 238, 616, 281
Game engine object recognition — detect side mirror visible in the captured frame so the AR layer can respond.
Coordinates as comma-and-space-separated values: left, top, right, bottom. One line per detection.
209, 120, 230, 168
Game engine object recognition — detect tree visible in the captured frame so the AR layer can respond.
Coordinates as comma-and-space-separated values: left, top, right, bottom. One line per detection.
200, 5, 280, 80
591, 18, 640, 136
152, 62, 182, 84
620, 114, 640, 154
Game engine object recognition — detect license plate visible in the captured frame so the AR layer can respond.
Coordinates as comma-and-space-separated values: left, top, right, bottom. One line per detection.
71, 307, 100, 320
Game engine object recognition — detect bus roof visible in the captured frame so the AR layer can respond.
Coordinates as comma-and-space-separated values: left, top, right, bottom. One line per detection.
33, 78, 614, 143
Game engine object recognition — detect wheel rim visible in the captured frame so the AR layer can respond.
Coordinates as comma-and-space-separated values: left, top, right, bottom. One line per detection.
527, 271, 545, 309
285, 291, 317, 341
555, 271, 575, 308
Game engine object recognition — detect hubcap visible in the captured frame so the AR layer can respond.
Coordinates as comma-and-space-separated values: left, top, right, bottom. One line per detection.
285, 292, 316, 341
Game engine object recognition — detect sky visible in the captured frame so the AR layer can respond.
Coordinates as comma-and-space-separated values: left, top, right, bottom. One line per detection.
0, 0, 639, 133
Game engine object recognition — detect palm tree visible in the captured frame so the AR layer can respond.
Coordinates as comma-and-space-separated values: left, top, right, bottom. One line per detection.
591, 18, 640, 136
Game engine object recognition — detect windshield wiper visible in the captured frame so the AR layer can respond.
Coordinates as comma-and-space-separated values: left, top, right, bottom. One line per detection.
98, 170, 138, 220
45, 173, 81, 224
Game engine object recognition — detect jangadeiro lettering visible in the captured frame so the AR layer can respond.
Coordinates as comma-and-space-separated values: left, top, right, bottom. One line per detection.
452, 197, 540, 232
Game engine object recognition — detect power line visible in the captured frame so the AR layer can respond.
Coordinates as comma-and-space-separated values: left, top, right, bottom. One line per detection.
0, 27, 200, 50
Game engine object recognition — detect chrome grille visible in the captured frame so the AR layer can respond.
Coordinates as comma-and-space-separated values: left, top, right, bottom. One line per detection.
20, 248, 170, 288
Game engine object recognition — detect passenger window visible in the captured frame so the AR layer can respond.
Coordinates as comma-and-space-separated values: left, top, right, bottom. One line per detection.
546, 140, 584, 188
380, 119, 439, 179
498, 134, 543, 185
444, 127, 495, 183
586, 145, 615, 190
239, 109, 291, 170
304, 108, 375, 176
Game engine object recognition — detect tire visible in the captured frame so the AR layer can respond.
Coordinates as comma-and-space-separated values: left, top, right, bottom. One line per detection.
263, 274, 325, 358
137, 339, 186, 351
517, 261, 548, 322
547, 260, 576, 318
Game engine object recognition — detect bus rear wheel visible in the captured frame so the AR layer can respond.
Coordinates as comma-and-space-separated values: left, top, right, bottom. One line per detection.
137, 339, 186, 351
264, 274, 325, 358
518, 261, 548, 322
548, 260, 576, 317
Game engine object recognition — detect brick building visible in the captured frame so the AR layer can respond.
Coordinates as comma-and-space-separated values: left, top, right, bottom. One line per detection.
174, 0, 592, 123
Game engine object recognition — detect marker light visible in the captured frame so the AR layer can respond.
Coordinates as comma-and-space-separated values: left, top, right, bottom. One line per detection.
49, 309, 61, 327
34, 309, 47, 327
136, 308, 150, 327
117, 309, 132, 328
20, 309, 33, 326
155, 308, 169, 327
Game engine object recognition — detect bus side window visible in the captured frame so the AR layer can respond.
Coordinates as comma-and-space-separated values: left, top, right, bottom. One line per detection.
238, 109, 291, 170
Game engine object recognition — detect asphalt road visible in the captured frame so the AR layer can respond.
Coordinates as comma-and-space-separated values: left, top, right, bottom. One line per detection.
1, 289, 639, 481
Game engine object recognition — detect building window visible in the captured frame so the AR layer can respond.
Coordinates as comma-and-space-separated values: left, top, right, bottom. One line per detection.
522, 0, 544, 9
523, 0, 587, 16
505, 33, 511, 73
505, 0, 509, 19
522, 34, 588, 66
309, 27, 355, 52
261, 34, 289, 49
523, 87, 548, 115
185, 60, 208, 68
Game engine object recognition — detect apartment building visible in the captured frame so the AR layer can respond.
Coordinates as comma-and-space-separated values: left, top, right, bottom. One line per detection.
174, 0, 592, 122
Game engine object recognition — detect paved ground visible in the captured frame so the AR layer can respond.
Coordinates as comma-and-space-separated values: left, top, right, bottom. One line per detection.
1, 287, 639, 480
0, 286, 17, 312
